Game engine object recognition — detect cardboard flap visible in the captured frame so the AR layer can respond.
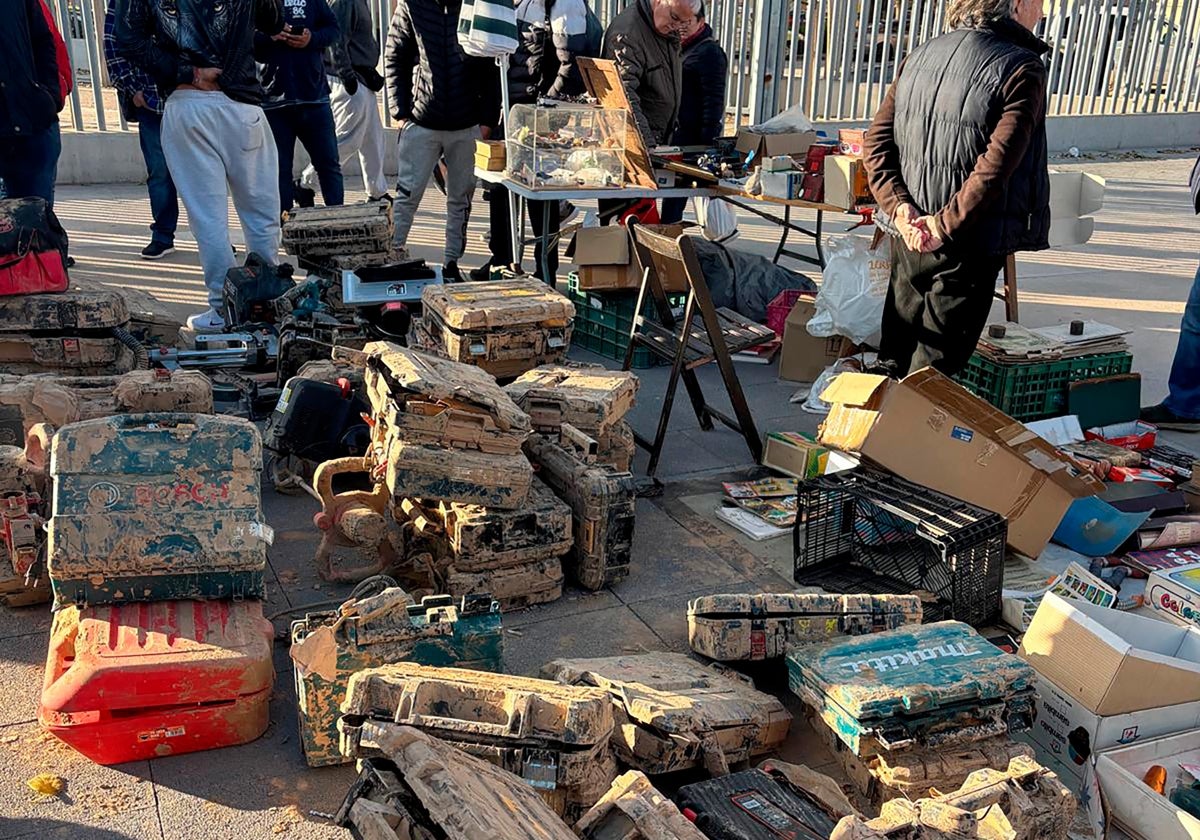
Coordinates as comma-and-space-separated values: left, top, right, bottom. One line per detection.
573, 226, 631, 267
819, 373, 889, 408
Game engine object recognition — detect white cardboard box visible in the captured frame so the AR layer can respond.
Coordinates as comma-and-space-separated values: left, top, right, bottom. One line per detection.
1147, 561, 1200, 631
1019, 592, 1200, 715
1095, 729, 1200, 840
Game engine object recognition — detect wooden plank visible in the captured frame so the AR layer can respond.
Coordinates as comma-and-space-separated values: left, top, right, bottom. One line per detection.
577, 58, 659, 189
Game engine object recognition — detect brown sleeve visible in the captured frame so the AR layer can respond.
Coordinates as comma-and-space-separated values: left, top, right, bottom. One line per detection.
935, 60, 1048, 243
863, 60, 913, 216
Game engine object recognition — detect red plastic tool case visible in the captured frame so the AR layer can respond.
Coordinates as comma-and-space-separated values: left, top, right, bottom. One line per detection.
39, 598, 274, 764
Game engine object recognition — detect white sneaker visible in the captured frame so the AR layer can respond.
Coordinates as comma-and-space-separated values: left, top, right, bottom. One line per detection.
186, 308, 226, 332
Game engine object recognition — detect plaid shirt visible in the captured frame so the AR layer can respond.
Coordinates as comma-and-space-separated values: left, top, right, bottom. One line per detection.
103, 0, 162, 113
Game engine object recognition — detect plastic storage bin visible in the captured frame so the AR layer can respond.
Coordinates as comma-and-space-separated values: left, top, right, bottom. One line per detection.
956, 351, 1133, 422
793, 465, 1006, 626
565, 273, 685, 369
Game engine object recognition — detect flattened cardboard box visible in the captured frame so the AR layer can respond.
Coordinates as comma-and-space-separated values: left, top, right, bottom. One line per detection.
1018, 591, 1200, 716
818, 368, 1103, 558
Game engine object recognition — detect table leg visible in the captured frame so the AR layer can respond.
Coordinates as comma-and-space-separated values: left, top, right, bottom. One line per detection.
507, 190, 522, 273
814, 210, 826, 269
772, 205, 792, 264
539, 199, 554, 287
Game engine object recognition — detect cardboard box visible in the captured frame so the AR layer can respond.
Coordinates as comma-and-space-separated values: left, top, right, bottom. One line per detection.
570, 225, 689, 292
761, 432, 827, 479
838, 128, 865, 157
779, 298, 846, 383
735, 129, 817, 164
1148, 563, 1200, 630
760, 169, 804, 200
818, 369, 1104, 557
1019, 592, 1200, 715
823, 155, 872, 210
1094, 730, 1200, 840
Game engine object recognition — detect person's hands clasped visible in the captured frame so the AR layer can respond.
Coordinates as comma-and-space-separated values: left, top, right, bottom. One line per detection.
893, 202, 943, 253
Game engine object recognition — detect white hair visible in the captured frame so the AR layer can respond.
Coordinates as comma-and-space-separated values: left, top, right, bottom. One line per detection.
655, 0, 703, 13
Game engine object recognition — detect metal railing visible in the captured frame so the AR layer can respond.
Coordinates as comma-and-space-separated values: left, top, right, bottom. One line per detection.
47, 0, 1200, 132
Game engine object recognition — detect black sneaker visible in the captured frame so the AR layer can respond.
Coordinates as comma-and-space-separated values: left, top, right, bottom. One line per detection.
1140, 402, 1200, 432
293, 179, 316, 209
66, 255, 75, 268
140, 241, 175, 260
443, 261, 464, 283
468, 260, 493, 282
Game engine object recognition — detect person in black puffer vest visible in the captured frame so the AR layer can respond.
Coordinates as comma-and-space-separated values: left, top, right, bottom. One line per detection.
661, 5, 727, 224
385, 0, 499, 281
863, 0, 1050, 377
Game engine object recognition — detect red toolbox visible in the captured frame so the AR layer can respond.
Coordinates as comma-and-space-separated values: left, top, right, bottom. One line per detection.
38, 599, 274, 765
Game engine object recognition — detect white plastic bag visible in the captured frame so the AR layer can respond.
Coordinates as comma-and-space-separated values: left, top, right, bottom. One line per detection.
692, 196, 739, 243
748, 104, 815, 135
808, 236, 890, 345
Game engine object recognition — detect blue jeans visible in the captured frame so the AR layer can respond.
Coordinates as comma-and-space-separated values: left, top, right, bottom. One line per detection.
0, 121, 61, 208
265, 103, 343, 211
1165, 261, 1200, 418
137, 108, 179, 246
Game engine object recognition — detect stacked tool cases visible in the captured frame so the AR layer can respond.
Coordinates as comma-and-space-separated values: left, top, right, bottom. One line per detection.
0, 289, 142, 375
39, 598, 274, 764
688, 593, 924, 661
281, 200, 394, 261
505, 363, 638, 471
576, 771, 708, 839
524, 431, 636, 590
676, 766, 845, 840
290, 589, 503, 767
339, 662, 618, 820
545, 653, 791, 776
335, 724, 579, 840
418, 278, 575, 379
46, 413, 269, 607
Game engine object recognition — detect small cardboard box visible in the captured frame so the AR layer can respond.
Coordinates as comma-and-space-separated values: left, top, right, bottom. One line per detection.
571, 224, 690, 292
1094, 729, 1200, 840
818, 369, 1103, 557
1148, 562, 1200, 630
762, 432, 827, 479
823, 155, 872, 210
475, 140, 506, 171
735, 129, 817, 164
1019, 592, 1200, 715
760, 169, 804, 200
779, 298, 846, 383
838, 128, 865, 157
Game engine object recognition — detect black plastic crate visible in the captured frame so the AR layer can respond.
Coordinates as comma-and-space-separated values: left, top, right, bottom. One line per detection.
793, 465, 1006, 626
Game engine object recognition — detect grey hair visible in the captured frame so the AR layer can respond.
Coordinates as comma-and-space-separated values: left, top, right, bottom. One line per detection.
946, 0, 1016, 28
657, 0, 703, 13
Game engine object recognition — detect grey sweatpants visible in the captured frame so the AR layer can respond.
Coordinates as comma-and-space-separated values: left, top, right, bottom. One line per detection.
391, 122, 477, 263
162, 90, 281, 309
301, 77, 388, 200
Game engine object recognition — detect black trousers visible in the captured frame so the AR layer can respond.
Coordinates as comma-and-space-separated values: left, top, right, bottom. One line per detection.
487, 186, 559, 283
879, 237, 1006, 377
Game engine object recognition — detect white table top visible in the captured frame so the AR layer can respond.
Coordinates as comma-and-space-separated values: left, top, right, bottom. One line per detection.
475, 168, 712, 201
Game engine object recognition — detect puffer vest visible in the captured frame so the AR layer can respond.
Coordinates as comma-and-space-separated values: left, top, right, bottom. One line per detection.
892, 19, 1051, 255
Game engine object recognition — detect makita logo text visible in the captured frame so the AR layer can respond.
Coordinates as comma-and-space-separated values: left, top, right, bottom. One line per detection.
838, 642, 983, 673
134, 483, 231, 507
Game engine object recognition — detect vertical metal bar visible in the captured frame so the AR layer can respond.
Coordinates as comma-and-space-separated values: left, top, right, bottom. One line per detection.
77, 0, 107, 130
880, 0, 897, 89
733, 0, 752, 125
1179, 0, 1200, 108
749, 0, 787, 123
819, 0, 835, 118
862, 0, 883, 118
54, 0, 84, 130
1140, 0, 1169, 111
1121, 0, 1151, 112
849, 0, 868, 118
784, 0, 803, 106
1152, 0, 1182, 111
802, 0, 818, 115
1111, 1, 1136, 113
722, 0, 738, 121
1053, 0, 1077, 113
1084, 0, 1112, 114
1042, 0, 1064, 113
835, 0, 855, 118
1170, 0, 1197, 108
1070, 0, 1101, 114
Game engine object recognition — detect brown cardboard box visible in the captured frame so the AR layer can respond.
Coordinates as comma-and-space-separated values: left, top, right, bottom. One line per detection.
571, 225, 689, 292
778, 298, 846, 382
823, 155, 872, 210
818, 368, 1104, 558
735, 129, 818, 164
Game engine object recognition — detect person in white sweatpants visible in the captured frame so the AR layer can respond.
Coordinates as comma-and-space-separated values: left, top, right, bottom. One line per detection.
162, 90, 281, 327
300, 78, 388, 200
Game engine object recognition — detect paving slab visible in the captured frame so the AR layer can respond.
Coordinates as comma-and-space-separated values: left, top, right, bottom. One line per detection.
0, 632, 48, 727
501, 603, 664, 677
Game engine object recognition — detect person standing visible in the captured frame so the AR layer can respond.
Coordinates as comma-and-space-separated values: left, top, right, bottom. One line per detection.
384, 0, 499, 281
298, 0, 389, 203
0, 0, 64, 206
103, 0, 179, 259
660, 3, 726, 224
863, 0, 1050, 377
474, 0, 594, 283
257, 0, 348, 211
1142, 266, 1200, 431
117, 0, 286, 331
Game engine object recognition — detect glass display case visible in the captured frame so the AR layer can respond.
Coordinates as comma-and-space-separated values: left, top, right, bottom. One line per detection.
505, 103, 627, 190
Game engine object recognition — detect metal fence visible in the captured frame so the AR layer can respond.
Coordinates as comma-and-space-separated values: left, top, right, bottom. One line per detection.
48, 0, 1200, 132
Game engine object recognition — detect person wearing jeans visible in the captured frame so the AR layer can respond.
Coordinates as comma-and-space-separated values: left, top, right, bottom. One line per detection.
118, 0, 285, 331
1142, 264, 1200, 430
0, 0, 64, 206
385, 0, 498, 280
103, 0, 179, 259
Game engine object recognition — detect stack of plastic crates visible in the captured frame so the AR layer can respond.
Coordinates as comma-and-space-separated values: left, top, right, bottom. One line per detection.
565, 272, 686, 369
956, 351, 1132, 422
793, 465, 1006, 626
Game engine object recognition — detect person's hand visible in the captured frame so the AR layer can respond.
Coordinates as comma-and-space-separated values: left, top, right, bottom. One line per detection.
192, 67, 221, 91
285, 28, 312, 48
343, 75, 359, 95
893, 202, 925, 250
133, 91, 148, 109
912, 215, 944, 252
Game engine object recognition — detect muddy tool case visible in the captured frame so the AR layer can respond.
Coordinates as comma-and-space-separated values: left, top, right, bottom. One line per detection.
290, 589, 503, 767
47, 413, 269, 607
385, 437, 533, 509
433, 477, 573, 571
544, 653, 791, 776
221, 253, 295, 326
576, 770, 708, 840
688, 593, 924, 662
446, 556, 565, 610
676, 765, 849, 840
0, 490, 50, 606
339, 662, 617, 819
786, 621, 1037, 759
38, 599, 274, 764
0, 289, 141, 375
524, 431, 635, 590
504, 364, 638, 435
420, 278, 575, 379
336, 724, 579, 840
282, 199, 393, 260
829, 756, 1076, 840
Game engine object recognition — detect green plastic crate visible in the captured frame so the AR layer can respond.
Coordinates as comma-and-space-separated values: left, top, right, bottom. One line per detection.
956, 350, 1134, 421
565, 273, 687, 369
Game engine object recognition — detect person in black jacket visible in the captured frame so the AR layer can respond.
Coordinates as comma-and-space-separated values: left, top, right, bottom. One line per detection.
0, 0, 65, 206
117, 0, 286, 332
660, 5, 726, 224
475, 0, 594, 284
385, 0, 499, 280
256, 0, 350, 210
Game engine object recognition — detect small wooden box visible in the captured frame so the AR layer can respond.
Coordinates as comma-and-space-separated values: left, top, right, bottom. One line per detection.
474, 140, 506, 171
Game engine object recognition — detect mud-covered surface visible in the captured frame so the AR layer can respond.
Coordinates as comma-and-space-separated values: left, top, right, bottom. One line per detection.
385, 440, 533, 510
281, 201, 393, 259
419, 311, 574, 380
504, 364, 639, 436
